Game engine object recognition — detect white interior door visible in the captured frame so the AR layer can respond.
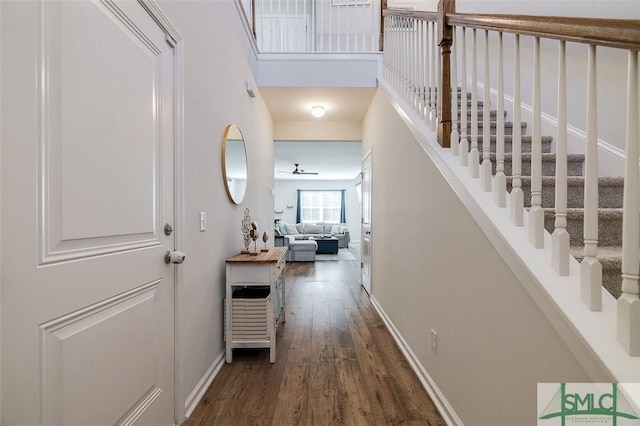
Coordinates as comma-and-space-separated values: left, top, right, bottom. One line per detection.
361, 150, 372, 294
2, 1, 177, 424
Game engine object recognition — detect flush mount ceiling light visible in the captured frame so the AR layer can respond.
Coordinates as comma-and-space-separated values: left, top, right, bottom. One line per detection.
311, 105, 325, 118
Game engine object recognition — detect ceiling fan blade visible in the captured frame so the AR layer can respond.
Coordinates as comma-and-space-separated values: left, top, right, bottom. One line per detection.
301, 171, 318, 175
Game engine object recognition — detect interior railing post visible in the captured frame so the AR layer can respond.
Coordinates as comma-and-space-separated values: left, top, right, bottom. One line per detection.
528, 36, 544, 248
493, 32, 506, 207
450, 27, 459, 155
480, 30, 492, 191
437, 0, 454, 148
379, 0, 387, 51
552, 40, 570, 276
469, 28, 480, 178
581, 44, 602, 311
459, 27, 469, 167
618, 50, 640, 356
510, 34, 524, 226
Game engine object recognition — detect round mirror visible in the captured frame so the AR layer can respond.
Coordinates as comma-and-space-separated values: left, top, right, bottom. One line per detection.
222, 124, 248, 204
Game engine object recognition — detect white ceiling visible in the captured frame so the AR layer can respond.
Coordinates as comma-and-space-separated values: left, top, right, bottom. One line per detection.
260, 86, 376, 122
274, 141, 362, 181
261, 87, 376, 180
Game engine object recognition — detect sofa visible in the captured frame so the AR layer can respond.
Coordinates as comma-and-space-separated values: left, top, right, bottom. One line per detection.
275, 222, 350, 249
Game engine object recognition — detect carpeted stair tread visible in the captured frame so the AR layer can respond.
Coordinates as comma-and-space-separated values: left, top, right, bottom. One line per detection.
457, 109, 506, 120
490, 153, 585, 176
474, 135, 553, 154
465, 121, 527, 136
508, 176, 624, 208
542, 208, 625, 247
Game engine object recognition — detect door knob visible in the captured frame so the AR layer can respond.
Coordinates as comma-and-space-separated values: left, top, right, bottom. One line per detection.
165, 250, 186, 264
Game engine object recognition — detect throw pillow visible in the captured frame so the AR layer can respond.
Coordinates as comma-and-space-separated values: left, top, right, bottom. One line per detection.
284, 223, 299, 235
274, 224, 282, 236
330, 224, 340, 234
305, 224, 323, 234
278, 223, 287, 235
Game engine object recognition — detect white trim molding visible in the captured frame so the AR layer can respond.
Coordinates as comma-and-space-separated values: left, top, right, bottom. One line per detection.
370, 296, 464, 426
184, 352, 226, 419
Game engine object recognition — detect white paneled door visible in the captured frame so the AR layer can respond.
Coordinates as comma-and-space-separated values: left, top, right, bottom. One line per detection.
2, 1, 177, 424
361, 150, 372, 294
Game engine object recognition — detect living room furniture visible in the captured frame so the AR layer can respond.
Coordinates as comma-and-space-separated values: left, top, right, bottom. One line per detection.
275, 222, 350, 248
288, 240, 317, 262
310, 236, 339, 254
225, 247, 286, 363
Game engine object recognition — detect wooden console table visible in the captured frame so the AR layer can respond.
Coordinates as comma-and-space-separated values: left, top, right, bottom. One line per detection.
225, 247, 286, 363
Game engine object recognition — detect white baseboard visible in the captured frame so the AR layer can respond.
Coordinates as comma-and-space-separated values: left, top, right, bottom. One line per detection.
369, 296, 464, 426
184, 351, 226, 418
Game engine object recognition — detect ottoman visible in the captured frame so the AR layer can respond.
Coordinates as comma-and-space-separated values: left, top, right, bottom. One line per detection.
289, 240, 317, 262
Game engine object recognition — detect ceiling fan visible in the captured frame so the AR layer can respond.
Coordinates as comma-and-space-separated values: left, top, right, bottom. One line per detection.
278, 163, 319, 176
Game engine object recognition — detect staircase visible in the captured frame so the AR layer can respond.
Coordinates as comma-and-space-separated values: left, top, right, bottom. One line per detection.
463, 101, 626, 298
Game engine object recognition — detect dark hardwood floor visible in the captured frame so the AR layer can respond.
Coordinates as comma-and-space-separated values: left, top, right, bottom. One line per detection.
184, 255, 446, 426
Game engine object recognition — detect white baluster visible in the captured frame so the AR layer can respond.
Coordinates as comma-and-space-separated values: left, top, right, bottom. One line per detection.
494, 32, 506, 207
420, 21, 429, 121
416, 20, 423, 114
552, 40, 570, 276
450, 27, 459, 155
414, 19, 420, 113
405, 19, 411, 101
510, 34, 524, 226
618, 50, 640, 355
469, 29, 480, 178
581, 44, 602, 311
480, 30, 492, 191
459, 27, 469, 167
430, 22, 437, 130
528, 37, 544, 248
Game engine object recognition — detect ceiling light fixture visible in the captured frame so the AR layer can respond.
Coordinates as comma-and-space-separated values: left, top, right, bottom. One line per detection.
311, 105, 325, 118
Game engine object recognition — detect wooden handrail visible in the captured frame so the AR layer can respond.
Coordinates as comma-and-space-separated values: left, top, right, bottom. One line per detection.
384, 9, 640, 50
447, 14, 640, 50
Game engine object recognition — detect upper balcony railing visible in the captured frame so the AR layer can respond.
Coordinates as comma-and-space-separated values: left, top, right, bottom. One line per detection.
239, 0, 383, 53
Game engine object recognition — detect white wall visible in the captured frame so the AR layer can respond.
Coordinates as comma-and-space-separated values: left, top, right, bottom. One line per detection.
156, 0, 274, 419
453, 1, 640, 175
274, 179, 361, 240
362, 88, 596, 425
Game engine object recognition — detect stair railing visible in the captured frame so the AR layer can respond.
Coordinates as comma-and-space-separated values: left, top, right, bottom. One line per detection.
382, 4, 640, 356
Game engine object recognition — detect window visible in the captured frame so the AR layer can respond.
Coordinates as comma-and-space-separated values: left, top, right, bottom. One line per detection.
298, 190, 345, 224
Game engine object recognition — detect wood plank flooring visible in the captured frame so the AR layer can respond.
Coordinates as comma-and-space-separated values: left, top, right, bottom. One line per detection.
183, 257, 446, 425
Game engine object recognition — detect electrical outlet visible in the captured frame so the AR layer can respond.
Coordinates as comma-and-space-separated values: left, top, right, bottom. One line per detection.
430, 329, 438, 353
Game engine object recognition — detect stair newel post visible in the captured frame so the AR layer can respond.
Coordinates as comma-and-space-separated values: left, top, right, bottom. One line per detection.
450, 27, 459, 155
618, 50, 640, 355
435, 22, 442, 130
510, 34, 524, 226
494, 31, 506, 207
469, 29, 480, 178
581, 44, 602, 311
528, 36, 544, 248
430, 22, 437, 130
480, 30, 492, 191
437, 0, 453, 148
459, 27, 469, 167
552, 40, 570, 276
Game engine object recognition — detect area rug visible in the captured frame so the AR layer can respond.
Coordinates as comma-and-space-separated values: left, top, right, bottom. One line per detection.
315, 250, 358, 261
